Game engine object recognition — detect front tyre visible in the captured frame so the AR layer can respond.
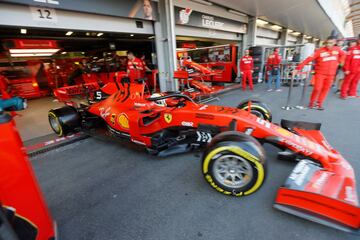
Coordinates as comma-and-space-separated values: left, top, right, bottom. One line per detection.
237, 99, 272, 122
202, 132, 266, 197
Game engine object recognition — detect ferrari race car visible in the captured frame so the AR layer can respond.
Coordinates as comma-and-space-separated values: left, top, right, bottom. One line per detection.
48, 77, 360, 234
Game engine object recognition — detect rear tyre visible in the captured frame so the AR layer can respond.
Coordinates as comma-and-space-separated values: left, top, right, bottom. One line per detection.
202, 132, 266, 197
237, 99, 272, 122
48, 106, 81, 136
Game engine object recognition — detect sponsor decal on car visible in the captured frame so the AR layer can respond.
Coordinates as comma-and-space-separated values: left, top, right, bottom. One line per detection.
199, 105, 208, 111
181, 121, 194, 127
289, 161, 311, 186
345, 186, 357, 203
164, 113, 172, 123
110, 114, 116, 125
195, 113, 214, 120
99, 107, 111, 119
256, 117, 271, 128
283, 139, 312, 155
118, 113, 130, 129
312, 172, 331, 190
276, 127, 292, 137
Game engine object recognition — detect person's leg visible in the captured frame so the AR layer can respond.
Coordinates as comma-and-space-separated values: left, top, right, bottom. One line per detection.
267, 71, 273, 90
248, 71, 254, 90
318, 75, 335, 108
242, 72, 247, 91
340, 73, 354, 98
309, 74, 324, 107
349, 72, 360, 97
275, 69, 281, 90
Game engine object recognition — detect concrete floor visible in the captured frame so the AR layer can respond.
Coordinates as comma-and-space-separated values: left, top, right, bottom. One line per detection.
31, 83, 360, 240
14, 97, 63, 141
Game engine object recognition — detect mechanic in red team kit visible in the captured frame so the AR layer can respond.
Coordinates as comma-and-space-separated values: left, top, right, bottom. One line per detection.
294, 36, 345, 110
127, 51, 145, 82
240, 49, 254, 91
266, 48, 282, 91
341, 35, 360, 99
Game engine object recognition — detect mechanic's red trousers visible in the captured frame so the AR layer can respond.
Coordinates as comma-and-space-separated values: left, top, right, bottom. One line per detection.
242, 70, 253, 91
309, 74, 335, 107
341, 72, 360, 97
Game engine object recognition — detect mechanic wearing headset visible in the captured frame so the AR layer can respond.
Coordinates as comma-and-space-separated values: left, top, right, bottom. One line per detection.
293, 36, 345, 110
127, 51, 145, 82
341, 35, 360, 99
240, 49, 254, 91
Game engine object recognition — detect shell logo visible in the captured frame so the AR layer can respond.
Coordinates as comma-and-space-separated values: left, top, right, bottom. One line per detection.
118, 113, 129, 129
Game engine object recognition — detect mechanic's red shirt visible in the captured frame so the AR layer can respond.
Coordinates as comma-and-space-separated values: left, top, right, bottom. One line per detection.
127, 57, 145, 80
266, 52, 282, 70
296, 46, 345, 76
240, 56, 254, 72
344, 45, 360, 73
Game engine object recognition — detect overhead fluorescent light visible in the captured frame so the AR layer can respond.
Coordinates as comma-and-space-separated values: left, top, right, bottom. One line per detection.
61, 52, 67, 54
228, 9, 247, 17
20, 29, 27, 34
9, 49, 60, 54
292, 32, 301, 36
305, 35, 312, 39
97, 33, 103, 37
191, 0, 212, 6
287, 29, 294, 33
256, 19, 269, 26
65, 31, 73, 36
271, 25, 282, 31
130, 34, 134, 37
86, 32, 90, 36
148, 36, 155, 39
11, 53, 54, 57
313, 38, 319, 41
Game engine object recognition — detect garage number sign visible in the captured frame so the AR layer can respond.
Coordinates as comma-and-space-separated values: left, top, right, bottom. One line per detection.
175, 7, 247, 34
30, 6, 57, 23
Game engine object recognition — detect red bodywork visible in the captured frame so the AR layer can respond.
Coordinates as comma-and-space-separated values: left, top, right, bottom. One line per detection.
0, 106, 56, 239
177, 44, 238, 83
84, 81, 360, 232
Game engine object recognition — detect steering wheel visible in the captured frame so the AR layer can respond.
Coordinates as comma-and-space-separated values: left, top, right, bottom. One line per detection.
146, 93, 195, 107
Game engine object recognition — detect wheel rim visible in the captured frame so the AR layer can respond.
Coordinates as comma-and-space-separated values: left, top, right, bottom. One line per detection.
251, 109, 264, 119
212, 154, 253, 189
49, 115, 61, 133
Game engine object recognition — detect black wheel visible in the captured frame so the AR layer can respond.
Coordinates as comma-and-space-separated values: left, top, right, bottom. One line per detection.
237, 99, 272, 122
48, 106, 81, 136
202, 131, 266, 197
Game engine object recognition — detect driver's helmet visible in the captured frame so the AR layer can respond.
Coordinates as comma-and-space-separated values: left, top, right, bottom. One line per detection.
150, 93, 167, 107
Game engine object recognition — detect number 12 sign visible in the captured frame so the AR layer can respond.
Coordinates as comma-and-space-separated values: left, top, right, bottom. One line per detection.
30, 6, 58, 23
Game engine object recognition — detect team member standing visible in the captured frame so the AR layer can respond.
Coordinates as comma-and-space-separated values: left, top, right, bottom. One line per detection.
240, 49, 254, 91
341, 35, 360, 99
294, 36, 345, 110
127, 51, 145, 82
266, 48, 282, 91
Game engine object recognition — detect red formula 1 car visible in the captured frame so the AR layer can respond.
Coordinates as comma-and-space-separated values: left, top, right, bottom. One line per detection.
48, 78, 360, 234
0, 97, 57, 240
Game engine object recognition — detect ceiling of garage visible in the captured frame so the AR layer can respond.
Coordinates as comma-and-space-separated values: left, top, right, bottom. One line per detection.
211, 0, 341, 39
349, 0, 360, 36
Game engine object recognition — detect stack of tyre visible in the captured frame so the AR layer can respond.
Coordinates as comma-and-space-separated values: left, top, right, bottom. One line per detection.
249, 46, 265, 84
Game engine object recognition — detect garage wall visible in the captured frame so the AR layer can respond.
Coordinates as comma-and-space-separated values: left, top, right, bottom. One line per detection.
256, 27, 280, 45
0, 2, 154, 34
175, 25, 242, 41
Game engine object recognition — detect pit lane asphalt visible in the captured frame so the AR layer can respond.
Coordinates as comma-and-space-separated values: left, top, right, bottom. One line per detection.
31, 83, 360, 240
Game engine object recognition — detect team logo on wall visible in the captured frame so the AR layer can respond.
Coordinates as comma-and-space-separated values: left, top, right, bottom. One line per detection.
179, 8, 192, 24
164, 113, 172, 124
118, 113, 130, 129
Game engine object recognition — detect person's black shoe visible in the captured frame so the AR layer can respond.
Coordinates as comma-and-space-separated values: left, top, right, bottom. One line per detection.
317, 106, 325, 111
